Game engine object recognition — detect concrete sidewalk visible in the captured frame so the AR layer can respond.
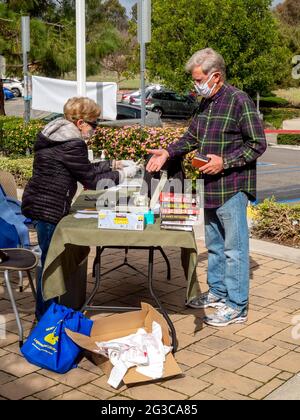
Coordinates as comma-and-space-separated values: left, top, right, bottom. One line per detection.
0, 242, 300, 400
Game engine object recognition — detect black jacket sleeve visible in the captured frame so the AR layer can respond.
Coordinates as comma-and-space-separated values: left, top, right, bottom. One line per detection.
61, 140, 119, 189
92, 160, 111, 174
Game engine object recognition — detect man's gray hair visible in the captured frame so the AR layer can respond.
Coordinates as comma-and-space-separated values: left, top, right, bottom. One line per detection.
185, 48, 226, 79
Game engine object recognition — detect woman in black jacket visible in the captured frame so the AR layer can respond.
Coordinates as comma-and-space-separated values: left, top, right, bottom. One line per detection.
22, 97, 129, 319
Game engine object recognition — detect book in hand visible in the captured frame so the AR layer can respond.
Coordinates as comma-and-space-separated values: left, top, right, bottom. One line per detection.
192, 154, 211, 169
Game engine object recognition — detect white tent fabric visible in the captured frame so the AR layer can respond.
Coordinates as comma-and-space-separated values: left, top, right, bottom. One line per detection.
32, 76, 117, 120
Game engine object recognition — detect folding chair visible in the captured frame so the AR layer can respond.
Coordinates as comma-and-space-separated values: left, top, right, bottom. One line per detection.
0, 248, 37, 347
0, 170, 38, 292
0, 170, 18, 200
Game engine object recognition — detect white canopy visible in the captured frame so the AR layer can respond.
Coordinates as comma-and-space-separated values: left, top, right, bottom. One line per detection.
32, 76, 117, 120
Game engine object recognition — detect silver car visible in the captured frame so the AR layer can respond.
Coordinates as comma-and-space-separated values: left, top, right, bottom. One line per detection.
124, 84, 164, 106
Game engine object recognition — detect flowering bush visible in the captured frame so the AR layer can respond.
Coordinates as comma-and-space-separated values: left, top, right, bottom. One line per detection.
0, 116, 44, 156
0, 120, 201, 183
90, 125, 185, 159
251, 198, 300, 248
90, 125, 200, 179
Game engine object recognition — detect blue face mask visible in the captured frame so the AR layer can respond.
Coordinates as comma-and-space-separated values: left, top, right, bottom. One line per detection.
194, 73, 217, 98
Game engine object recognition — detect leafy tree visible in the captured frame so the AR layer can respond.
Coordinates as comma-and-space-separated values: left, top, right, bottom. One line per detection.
274, 0, 300, 87
145, 0, 290, 95
100, 31, 137, 84
102, 0, 128, 31
0, 3, 76, 77
276, 0, 300, 26
1, 0, 57, 20
0, 0, 130, 113
0, 0, 127, 77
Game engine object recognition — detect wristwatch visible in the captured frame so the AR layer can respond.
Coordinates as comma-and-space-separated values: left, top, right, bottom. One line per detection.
223, 157, 230, 170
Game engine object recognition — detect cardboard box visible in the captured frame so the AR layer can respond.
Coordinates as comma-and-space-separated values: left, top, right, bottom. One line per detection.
66, 303, 182, 386
98, 210, 145, 231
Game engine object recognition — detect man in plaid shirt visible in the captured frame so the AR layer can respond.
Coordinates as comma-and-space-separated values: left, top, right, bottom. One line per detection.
147, 48, 267, 327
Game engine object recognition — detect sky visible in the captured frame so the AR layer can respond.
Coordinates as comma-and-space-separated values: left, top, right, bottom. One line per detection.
119, 0, 136, 17
119, 0, 283, 17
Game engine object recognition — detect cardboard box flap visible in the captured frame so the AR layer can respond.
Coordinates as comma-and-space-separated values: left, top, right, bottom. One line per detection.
90, 310, 146, 338
66, 329, 99, 353
66, 304, 171, 353
88, 302, 171, 347
142, 303, 171, 346
97, 353, 182, 385
123, 353, 182, 384
66, 303, 182, 386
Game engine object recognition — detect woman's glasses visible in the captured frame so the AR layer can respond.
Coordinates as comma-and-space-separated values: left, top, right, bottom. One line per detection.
86, 121, 98, 130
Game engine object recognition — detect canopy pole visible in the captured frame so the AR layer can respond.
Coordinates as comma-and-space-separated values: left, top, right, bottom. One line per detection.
76, 0, 86, 96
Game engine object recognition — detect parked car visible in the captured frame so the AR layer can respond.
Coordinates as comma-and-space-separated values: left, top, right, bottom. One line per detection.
122, 84, 164, 106
42, 103, 163, 128
99, 103, 163, 127
3, 87, 15, 100
145, 90, 198, 118
2, 78, 24, 97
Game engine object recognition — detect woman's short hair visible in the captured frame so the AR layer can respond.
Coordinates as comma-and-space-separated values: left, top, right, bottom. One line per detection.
185, 48, 226, 79
63, 97, 101, 122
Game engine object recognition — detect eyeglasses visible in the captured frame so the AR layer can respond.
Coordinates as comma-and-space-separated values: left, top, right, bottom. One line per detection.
85, 121, 98, 130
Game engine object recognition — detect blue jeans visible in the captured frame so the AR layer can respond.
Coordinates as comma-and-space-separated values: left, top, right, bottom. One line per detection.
34, 220, 57, 320
204, 192, 249, 312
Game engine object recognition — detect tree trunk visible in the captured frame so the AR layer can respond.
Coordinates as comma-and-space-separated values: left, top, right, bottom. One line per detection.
0, 79, 5, 116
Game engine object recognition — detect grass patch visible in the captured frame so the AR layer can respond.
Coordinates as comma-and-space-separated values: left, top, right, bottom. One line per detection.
262, 107, 300, 129
273, 88, 300, 108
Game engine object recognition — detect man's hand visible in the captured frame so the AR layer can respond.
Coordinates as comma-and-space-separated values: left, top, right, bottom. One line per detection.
146, 149, 169, 172
200, 154, 224, 175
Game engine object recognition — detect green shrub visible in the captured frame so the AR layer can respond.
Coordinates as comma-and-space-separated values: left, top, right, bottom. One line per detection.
251, 198, 300, 248
0, 157, 33, 187
277, 134, 300, 146
259, 96, 289, 108
0, 116, 44, 156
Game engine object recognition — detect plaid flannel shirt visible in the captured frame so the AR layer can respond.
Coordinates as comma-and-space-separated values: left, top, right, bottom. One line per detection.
167, 83, 267, 208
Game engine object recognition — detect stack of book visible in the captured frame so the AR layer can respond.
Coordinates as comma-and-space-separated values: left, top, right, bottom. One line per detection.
160, 192, 200, 232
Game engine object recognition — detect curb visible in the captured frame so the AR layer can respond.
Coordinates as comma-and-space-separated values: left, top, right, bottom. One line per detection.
250, 238, 300, 265
265, 375, 300, 400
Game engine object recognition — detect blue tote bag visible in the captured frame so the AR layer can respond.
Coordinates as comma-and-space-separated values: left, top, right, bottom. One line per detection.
21, 303, 93, 373
0, 217, 19, 248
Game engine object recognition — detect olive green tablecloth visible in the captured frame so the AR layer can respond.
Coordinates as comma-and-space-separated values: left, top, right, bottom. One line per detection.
42, 191, 200, 304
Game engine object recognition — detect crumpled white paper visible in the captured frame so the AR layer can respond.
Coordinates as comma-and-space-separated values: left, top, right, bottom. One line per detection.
95, 321, 172, 388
